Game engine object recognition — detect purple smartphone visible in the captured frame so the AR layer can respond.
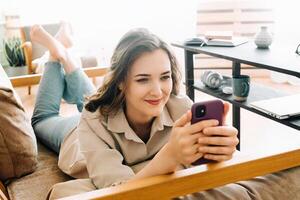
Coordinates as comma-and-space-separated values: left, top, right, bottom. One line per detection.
191, 99, 224, 165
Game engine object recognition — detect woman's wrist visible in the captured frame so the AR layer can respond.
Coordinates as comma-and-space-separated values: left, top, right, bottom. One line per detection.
130, 143, 179, 182
156, 143, 179, 173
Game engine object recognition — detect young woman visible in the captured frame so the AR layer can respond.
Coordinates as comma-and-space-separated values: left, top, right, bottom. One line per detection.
31, 24, 300, 200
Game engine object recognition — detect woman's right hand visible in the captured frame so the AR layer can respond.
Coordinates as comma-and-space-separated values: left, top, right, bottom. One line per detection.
166, 110, 219, 167
131, 111, 217, 180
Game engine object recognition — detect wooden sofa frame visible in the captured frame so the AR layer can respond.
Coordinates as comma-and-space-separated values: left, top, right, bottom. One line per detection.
60, 149, 300, 200
9, 66, 107, 88
0, 181, 8, 200
4, 69, 300, 200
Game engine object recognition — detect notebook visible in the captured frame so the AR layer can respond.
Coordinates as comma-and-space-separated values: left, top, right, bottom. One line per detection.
249, 94, 300, 119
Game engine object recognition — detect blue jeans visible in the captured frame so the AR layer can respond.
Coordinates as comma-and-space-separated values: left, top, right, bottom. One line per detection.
31, 62, 95, 153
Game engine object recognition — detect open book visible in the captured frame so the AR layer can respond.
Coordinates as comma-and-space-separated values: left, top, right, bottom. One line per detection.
206, 37, 248, 47
184, 37, 248, 47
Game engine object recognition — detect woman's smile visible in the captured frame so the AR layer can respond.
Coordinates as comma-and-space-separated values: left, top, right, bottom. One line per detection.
145, 98, 162, 105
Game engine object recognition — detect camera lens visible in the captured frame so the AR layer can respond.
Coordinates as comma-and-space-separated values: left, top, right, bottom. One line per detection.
195, 105, 206, 118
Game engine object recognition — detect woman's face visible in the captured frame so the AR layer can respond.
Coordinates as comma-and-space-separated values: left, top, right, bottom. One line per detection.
123, 49, 172, 123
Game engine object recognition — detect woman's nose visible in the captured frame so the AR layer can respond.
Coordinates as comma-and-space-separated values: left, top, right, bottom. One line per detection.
150, 81, 163, 96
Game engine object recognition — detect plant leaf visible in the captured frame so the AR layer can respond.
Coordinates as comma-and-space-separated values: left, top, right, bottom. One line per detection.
3, 38, 26, 67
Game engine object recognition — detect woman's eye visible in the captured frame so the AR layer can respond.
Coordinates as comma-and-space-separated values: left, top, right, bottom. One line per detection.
136, 78, 148, 83
161, 75, 171, 80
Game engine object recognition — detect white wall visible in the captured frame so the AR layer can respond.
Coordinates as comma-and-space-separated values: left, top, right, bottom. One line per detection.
1, 0, 197, 66
1, 0, 300, 59
273, 1, 300, 45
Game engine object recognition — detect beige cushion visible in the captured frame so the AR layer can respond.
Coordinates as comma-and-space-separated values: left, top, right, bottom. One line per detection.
7, 143, 71, 200
0, 65, 38, 181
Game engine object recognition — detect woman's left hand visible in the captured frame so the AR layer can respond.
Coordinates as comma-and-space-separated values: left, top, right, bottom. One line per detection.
197, 102, 239, 161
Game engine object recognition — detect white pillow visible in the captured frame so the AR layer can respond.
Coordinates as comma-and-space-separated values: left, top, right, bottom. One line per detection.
0, 64, 13, 89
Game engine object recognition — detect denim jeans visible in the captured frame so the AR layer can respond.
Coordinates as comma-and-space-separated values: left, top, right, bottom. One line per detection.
31, 62, 95, 153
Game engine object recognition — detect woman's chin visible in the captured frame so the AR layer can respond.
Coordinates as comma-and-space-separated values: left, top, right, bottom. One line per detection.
145, 108, 164, 118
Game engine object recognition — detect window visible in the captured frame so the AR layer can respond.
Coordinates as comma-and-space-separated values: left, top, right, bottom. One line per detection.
195, 0, 274, 74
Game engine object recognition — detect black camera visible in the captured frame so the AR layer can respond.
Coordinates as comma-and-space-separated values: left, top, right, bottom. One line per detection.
195, 105, 206, 118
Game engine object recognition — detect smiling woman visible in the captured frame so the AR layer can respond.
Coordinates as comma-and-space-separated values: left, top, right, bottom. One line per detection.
1, 5, 300, 198
20, 27, 237, 199
123, 49, 173, 139
84, 28, 181, 117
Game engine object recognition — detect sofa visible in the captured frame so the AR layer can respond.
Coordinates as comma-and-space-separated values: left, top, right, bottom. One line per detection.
0, 68, 65, 200
0, 64, 107, 200
1, 63, 300, 200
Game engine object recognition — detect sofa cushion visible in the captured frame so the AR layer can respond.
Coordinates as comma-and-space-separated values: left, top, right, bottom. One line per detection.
0, 65, 38, 181
7, 142, 71, 200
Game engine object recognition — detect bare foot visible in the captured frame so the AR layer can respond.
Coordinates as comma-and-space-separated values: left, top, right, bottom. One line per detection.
55, 21, 74, 48
30, 25, 79, 74
30, 25, 66, 61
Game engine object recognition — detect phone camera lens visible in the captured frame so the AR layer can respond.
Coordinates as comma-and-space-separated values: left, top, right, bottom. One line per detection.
196, 105, 206, 118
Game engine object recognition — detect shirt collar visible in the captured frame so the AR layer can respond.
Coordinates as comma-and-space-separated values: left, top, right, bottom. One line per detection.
150, 106, 173, 132
106, 106, 174, 142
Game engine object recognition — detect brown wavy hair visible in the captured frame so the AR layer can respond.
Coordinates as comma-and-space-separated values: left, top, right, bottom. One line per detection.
85, 28, 181, 115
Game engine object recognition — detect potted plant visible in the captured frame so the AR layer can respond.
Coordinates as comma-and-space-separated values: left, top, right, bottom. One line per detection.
3, 37, 27, 77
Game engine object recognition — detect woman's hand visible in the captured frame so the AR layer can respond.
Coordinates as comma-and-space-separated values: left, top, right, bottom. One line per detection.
198, 102, 239, 161
166, 111, 219, 167
197, 126, 239, 161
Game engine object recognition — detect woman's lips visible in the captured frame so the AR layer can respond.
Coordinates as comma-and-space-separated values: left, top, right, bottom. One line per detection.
145, 99, 161, 105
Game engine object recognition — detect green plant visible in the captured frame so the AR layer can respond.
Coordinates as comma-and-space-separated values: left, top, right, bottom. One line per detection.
3, 37, 26, 67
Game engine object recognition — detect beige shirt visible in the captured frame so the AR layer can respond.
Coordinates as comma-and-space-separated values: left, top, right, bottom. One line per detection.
58, 94, 192, 189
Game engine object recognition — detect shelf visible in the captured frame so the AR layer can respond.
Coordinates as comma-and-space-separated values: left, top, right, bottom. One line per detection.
172, 42, 300, 78
174, 41, 300, 136
193, 80, 300, 130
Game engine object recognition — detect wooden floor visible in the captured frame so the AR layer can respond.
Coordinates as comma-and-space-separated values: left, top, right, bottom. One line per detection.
16, 76, 300, 155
